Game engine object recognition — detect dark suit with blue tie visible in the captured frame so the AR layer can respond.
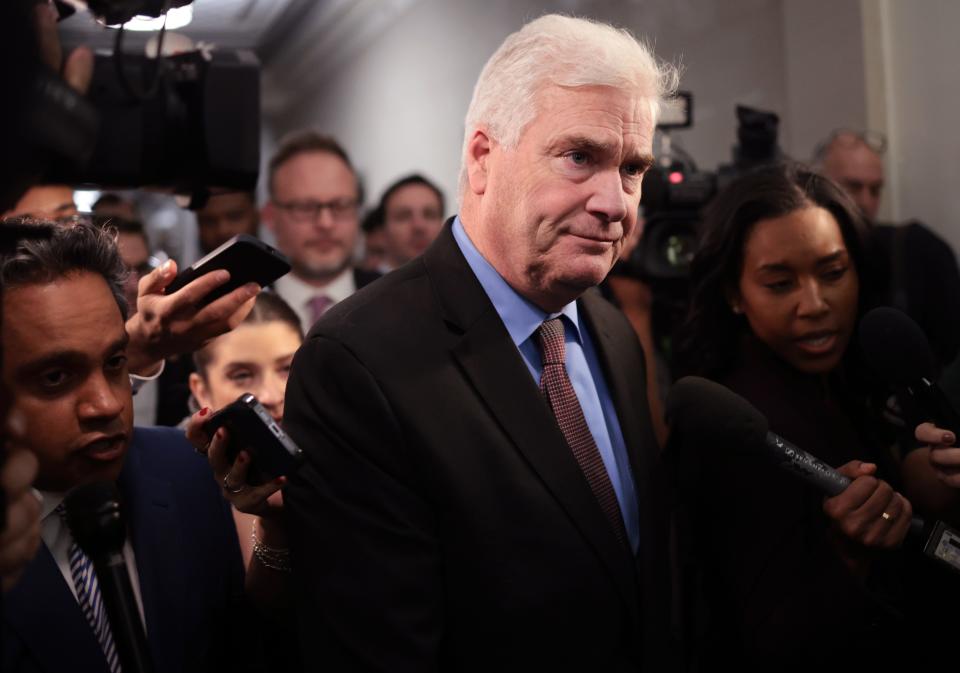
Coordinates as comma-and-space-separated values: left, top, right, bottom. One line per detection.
2, 427, 250, 673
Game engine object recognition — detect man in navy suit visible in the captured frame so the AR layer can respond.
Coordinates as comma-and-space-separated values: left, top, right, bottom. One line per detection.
0, 223, 254, 673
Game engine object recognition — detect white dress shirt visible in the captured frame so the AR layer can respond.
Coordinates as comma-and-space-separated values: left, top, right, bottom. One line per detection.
39, 489, 147, 628
273, 267, 357, 334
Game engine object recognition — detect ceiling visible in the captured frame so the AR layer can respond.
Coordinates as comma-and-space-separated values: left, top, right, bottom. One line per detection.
59, 0, 328, 54
58, 0, 418, 112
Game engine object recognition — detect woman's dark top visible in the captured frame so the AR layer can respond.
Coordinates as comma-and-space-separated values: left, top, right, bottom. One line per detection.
677, 336, 916, 671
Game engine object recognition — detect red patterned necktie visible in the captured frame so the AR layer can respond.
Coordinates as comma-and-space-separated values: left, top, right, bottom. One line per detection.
536, 317, 628, 547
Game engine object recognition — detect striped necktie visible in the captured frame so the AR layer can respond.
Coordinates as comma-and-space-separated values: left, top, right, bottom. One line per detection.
57, 504, 122, 673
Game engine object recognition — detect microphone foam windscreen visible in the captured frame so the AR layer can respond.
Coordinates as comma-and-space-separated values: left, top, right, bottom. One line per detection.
64, 480, 126, 557
665, 376, 769, 452
859, 307, 935, 384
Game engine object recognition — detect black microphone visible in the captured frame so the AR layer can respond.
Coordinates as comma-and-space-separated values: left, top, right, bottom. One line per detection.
666, 376, 851, 495
64, 481, 155, 673
666, 376, 960, 574
859, 306, 960, 432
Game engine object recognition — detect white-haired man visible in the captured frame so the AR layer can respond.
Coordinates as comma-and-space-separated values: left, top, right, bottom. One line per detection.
284, 15, 678, 671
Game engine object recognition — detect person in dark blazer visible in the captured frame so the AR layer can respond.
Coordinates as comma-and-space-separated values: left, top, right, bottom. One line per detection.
0, 223, 255, 673
283, 14, 679, 672
3, 428, 248, 673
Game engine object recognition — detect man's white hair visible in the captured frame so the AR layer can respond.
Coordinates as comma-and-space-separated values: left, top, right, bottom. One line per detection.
458, 13, 679, 198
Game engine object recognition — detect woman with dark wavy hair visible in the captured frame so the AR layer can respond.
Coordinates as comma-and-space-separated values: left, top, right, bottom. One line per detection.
675, 163, 959, 671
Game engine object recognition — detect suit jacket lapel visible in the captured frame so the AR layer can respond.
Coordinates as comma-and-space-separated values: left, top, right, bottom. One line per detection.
3, 545, 109, 673
578, 290, 659, 511
119, 430, 186, 673
424, 223, 640, 618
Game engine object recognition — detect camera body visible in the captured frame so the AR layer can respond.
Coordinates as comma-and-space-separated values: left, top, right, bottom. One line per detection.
618, 100, 784, 364
46, 48, 261, 197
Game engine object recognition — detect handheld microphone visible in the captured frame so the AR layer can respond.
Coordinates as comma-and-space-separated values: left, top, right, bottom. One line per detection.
665, 376, 851, 495
666, 376, 960, 575
64, 481, 155, 673
859, 306, 960, 432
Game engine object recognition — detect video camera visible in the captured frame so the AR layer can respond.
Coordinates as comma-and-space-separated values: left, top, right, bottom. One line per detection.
17, 0, 260, 208
618, 94, 784, 363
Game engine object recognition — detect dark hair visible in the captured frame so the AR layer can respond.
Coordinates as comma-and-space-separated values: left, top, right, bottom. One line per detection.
362, 207, 384, 234
192, 291, 303, 376
677, 162, 868, 378
379, 174, 445, 220
91, 213, 149, 246
92, 193, 130, 211
267, 130, 362, 203
0, 218, 129, 320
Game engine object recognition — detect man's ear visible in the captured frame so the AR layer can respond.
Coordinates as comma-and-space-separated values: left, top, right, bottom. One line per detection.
465, 128, 494, 195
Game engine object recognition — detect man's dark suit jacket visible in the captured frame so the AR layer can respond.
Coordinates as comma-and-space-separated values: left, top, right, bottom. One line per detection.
2, 427, 249, 673
284, 222, 674, 672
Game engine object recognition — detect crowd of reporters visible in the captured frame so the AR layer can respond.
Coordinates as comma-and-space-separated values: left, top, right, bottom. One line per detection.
3, 6, 960, 673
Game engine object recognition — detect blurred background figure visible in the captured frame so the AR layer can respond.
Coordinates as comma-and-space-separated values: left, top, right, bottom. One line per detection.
3, 185, 77, 220
373, 173, 445, 274
195, 191, 262, 255
814, 129, 960, 369
263, 130, 379, 332
359, 206, 388, 272
92, 192, 139, 221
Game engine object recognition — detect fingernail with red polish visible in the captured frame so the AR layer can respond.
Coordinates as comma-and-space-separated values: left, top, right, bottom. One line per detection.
199, 407, 209, 417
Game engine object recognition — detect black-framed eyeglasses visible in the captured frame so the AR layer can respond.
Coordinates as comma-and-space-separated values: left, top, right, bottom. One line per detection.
274, 198, 359, 223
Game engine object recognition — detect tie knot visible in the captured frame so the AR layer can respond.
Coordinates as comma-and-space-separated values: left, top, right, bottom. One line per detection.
537, 318, 566, 366
308, 294, 334, 323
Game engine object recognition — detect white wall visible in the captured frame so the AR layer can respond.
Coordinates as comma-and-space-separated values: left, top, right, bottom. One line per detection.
780, 0, 867, 162
263, 0, 799, 211
882, 0, 960, 253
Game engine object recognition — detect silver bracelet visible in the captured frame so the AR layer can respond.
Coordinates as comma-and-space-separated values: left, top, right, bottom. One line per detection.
250, 520, 292, 573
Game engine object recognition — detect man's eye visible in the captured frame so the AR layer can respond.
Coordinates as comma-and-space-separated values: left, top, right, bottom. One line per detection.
566, 151, 590, 166
107, 355, 127, 370
822, 266, 848, 282
622, 163, 644, 177
40, 370, 68, 388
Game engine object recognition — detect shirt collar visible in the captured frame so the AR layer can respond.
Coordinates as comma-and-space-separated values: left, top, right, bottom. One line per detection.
274, 266, 357, 307
451, 216, 582, 347
38, 489, 65, 521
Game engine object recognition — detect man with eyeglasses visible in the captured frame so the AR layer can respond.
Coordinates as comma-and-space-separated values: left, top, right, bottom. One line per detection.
815, 129, 960, 368
264, 131, 380, 332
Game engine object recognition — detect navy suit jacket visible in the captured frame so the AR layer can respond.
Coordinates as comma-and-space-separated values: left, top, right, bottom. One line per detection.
2, 427, 249, 673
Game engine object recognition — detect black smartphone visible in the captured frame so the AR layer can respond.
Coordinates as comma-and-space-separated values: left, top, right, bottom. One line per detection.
203, 393, 303, 485
165, 234, 291, 305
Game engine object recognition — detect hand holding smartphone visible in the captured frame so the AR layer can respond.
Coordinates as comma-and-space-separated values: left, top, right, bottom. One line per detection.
203, 394, 303, 485
165, 234, 290, 306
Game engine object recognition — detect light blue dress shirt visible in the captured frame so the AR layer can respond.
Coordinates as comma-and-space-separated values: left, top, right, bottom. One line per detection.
452, 217, 640, 552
